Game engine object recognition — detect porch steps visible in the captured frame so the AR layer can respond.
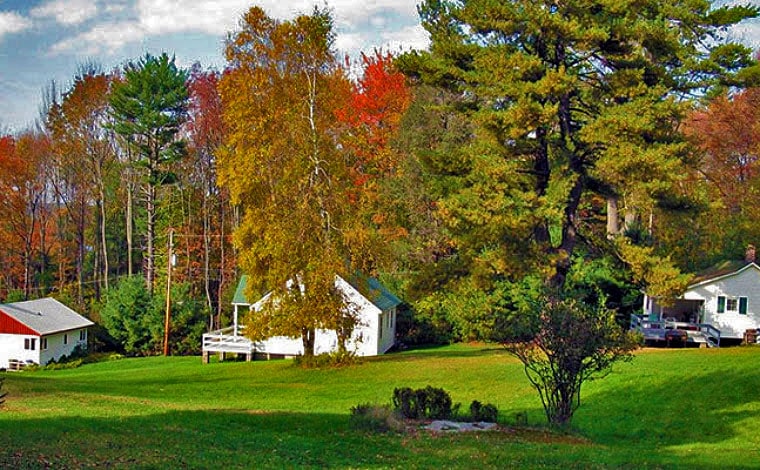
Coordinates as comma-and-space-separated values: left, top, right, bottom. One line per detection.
688, 332, 718, 348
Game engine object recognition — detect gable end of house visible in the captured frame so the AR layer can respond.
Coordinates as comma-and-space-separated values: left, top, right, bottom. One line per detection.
0, 310, 39, 336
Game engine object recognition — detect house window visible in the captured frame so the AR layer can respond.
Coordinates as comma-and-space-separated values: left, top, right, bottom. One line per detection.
79, 330, 86, 342
41, 338, 48, 350
379, 315, 383, 340
24, 338, 36, 350
718, 296, 748, 314
63, 334, 68, 345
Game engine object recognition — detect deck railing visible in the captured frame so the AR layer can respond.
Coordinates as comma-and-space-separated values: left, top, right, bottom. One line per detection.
202, 326, 254, 353
630, 314, 720, 347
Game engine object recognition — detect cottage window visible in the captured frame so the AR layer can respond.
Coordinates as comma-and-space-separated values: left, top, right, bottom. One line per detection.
24, 338, 36, 350
718, 296, 748, 314
41, 338, 48, 350
63, 334, 68, 345
79, 330, 86, 342
379, 315, 383, 340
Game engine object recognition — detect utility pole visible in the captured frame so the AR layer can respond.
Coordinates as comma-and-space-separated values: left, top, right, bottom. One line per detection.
163, 228, 174, 356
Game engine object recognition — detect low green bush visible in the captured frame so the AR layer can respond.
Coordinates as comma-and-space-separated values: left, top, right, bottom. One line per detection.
392, 386, 499, 423
469, 400, 498, 422
392, 385, 453, 420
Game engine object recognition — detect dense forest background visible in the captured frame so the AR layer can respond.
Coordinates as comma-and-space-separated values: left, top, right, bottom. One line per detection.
1, 2, 759, 355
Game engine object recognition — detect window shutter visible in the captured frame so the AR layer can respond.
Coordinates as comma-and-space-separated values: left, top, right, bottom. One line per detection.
717, 296, 726, 313
740, 297, 748, 315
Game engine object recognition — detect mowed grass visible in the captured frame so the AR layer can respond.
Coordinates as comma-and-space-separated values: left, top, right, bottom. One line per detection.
2, 345, 760, 469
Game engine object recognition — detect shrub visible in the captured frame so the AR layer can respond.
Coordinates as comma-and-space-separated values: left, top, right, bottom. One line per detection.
101, 276, 158, 355
392, 385, 453, 420
40, 359, 84, 371
101, 277, 208, 356
469, 400, 498, 422
349, 404, 404, 433
392, 387, 419, 419
504, 296, 639, 427
425, 386, 453, 419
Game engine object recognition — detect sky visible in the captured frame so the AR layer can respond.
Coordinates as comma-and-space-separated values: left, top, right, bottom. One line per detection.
1, 1, 759, 133
0, 0, 429, 132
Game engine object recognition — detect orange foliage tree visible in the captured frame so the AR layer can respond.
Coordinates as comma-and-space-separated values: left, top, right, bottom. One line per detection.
0, 132, 56, 298
48, 69, 116, 299
683, 88, 760, 261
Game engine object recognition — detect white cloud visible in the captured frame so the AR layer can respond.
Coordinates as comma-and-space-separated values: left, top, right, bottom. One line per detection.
335, 32, 365, 53
136, 0, 250, 36
30, 0, 99, 26
0, 11, 32, 40
104, 3, 128, 14
730, 19, 760, 48
50, 20, 146, 55
335, 24, 429, 56
250, 0, 418, 31
46, 0, 428, 57
379, 24, 429, 53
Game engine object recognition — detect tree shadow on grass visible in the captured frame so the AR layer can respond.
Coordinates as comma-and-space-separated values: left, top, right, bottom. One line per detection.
576, 367, 760, 466
0, 409, 610, 469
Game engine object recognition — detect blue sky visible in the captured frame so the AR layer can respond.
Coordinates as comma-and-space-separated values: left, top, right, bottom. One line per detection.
1, 1, 759, 133
0, 0, 428, 132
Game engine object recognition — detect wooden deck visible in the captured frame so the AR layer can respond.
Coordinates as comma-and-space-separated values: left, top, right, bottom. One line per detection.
630, 315, 721, 347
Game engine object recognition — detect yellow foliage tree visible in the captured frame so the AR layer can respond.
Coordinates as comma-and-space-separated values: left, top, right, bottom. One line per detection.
218, 6, 362, 356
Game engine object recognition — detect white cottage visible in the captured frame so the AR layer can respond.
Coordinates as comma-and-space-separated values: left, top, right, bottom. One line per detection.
202, 274, 401, 360
0, 297, 94, 369
640, 247, 760, 345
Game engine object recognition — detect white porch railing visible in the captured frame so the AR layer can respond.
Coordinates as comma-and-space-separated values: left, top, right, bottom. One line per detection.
202, 326, 254, 354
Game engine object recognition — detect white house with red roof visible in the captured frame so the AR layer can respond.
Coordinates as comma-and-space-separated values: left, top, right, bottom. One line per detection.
0, 297, 93, 369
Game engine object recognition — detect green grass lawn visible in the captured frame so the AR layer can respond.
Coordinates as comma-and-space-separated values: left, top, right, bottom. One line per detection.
2, 344, 759, 469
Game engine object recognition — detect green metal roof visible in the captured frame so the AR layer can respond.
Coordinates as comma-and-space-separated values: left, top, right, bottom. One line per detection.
233, 275, 251, 304
350, 275, 403, 311
231, 273, 402, 311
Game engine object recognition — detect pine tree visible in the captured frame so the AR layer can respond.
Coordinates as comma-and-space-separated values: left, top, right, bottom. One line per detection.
399, 0, 760, 288
109, 53, 189, 293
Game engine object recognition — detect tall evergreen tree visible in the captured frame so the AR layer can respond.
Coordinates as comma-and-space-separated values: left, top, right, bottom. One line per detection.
109, 53, 189, 293
399, 0, 760, 289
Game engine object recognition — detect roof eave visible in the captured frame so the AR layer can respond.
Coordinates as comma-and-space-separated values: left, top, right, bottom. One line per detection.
687, 262, 760, 290
39, 322, 95, 336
